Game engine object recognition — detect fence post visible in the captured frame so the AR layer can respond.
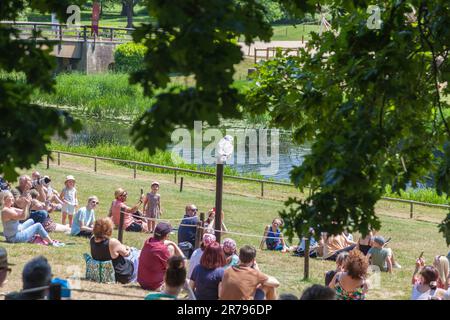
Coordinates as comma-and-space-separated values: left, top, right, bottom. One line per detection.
304, 237, 310, 280
266, 47, 269, 60
83, 26, 87, 41
194, 212, 205, 249
49, 283, 61, 300
110, 28, 114, 41
254, 48, 257, 64
94, 157, 97, 172
261, 182, 264, 197
118, 209, 125, 243
180, 177, 184, 192
133, 164, 137, 179
410, 202, 414, 219
57, 152, 60, 166
46, 154, 50, 169
174, 171, 177, 184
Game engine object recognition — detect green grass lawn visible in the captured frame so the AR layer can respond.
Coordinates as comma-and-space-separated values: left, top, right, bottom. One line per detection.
1, 154, 449, 300
270, 24, 320, 41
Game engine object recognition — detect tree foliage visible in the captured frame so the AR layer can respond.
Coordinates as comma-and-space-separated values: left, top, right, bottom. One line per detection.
0, 0, 84, 181
246, 1, 450, 243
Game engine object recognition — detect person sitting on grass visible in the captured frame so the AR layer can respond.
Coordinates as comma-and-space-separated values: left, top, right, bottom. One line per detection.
138, 222, 185, 291
222, 238, 239, 269
366, 236, 401, 273
329, 249, 369, 300
433, 255, 449, 290
5, 256, 52, 300
29, 189, 70, 233
259, 218, 290, 252
356, 231, 373, 256
90, 217, 140, 284
300, 284, 336, 300
145, 256, 195, 300
322, 232, 357, 261
109, 188, 148, 233
411, 257, 447, 300
187, 232, 216, 279
219, 245, 280, 300
325, 252, 349, 286
71, 196, 98, 238
190, 242, 226, 300
1, 191, 60, 246
178, 204, 199, 249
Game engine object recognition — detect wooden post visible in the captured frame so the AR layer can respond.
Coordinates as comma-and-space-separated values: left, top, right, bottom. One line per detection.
180, 177, 184, 192
49, 283, 61, 300
254, 48, 257, 64
194, 212, 205, 249
214, 163, 224, 243
94, 157, 97, 172
46, 154, 50, 169
261, 182, 264, 197
83, 26, 87, 41
57, 152, 60, 166
304, 237, 310, 280
110, 28, 114, 41
133, 164, 137, 179
410, 202, 414, 219
266, 47, 269, 60
59, 24, 62, 42
174, 171, 177, 184
118, 209, 125, 243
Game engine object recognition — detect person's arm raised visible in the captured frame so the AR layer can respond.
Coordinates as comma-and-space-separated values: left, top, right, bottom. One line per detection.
259, 225, 269, 250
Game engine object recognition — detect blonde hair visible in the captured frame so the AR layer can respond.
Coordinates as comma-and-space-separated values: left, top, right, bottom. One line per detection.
87, 195, 98, 205
114, 188, 125, 199
434, 255, 449, 285
0, 191, 13, 210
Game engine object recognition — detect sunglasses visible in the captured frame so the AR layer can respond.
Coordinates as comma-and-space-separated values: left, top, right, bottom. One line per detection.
91, 201, 99, 205
190, 208, 198, 212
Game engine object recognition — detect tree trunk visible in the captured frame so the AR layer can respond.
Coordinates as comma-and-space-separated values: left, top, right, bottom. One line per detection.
120, 1, 127, 16
125, 1, 133, 28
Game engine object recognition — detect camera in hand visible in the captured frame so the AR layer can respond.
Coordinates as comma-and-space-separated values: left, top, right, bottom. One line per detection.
0, 177, 10, 191
32, 176, 51, 187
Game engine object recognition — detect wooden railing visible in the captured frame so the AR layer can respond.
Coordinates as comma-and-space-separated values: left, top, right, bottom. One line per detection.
46, 150, 450, 217
0, 21, 134, 42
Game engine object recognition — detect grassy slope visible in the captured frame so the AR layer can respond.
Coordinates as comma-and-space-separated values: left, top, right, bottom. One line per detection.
1, 154, 449, 300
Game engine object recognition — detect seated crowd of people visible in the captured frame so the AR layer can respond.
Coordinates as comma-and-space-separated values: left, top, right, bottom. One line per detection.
1, 172, 450, 300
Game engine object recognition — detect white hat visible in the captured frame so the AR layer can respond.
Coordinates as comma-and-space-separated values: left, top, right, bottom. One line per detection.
65, 175, 76, 183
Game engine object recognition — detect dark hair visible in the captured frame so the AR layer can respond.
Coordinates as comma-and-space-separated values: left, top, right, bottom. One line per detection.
22, 256, 52, 290
279, 293, 298, 300
200, 242, 226, 269
420, 266, 439, 289
239, 245, 257, 264
300, 284, 336, 300
345, 249, 368, 279
165, 256, 186, 288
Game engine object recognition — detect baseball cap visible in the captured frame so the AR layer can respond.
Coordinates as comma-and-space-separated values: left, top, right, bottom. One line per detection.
373, 236, 386, 246
154, 222, 172, 237
0, 247, 13, 269
151, 181, 160, 187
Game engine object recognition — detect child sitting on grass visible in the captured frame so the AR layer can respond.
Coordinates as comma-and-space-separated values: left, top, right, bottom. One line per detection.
259, 218, 291, 253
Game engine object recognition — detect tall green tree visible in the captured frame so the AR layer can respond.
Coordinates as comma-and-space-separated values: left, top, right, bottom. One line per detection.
0, 0, 84, 181
246, 1, 450, 243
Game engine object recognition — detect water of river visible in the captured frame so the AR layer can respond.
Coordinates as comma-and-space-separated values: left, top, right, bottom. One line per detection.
60, 115, 310, 181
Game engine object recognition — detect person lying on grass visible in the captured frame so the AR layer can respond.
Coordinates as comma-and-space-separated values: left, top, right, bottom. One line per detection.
1, 191, 61, 246
259, 218, 291, 253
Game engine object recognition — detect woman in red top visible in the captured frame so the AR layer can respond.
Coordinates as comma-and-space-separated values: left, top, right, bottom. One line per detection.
108, 188, 148, 232
138, 222, 184, 291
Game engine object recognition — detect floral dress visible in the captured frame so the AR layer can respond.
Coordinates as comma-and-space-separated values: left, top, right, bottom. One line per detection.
334, 273, 366, 300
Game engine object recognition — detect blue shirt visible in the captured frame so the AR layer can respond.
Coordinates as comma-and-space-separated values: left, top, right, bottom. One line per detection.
178, 214, 198, 246
191, 265, 224, 300
71, 207, 95, 236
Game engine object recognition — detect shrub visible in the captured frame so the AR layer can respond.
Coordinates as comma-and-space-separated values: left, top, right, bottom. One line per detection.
114, 42, 147, 73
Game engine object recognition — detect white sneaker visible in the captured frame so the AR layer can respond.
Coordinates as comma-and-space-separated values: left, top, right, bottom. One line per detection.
393, 262, 402, 269
51, 241, 65, 247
